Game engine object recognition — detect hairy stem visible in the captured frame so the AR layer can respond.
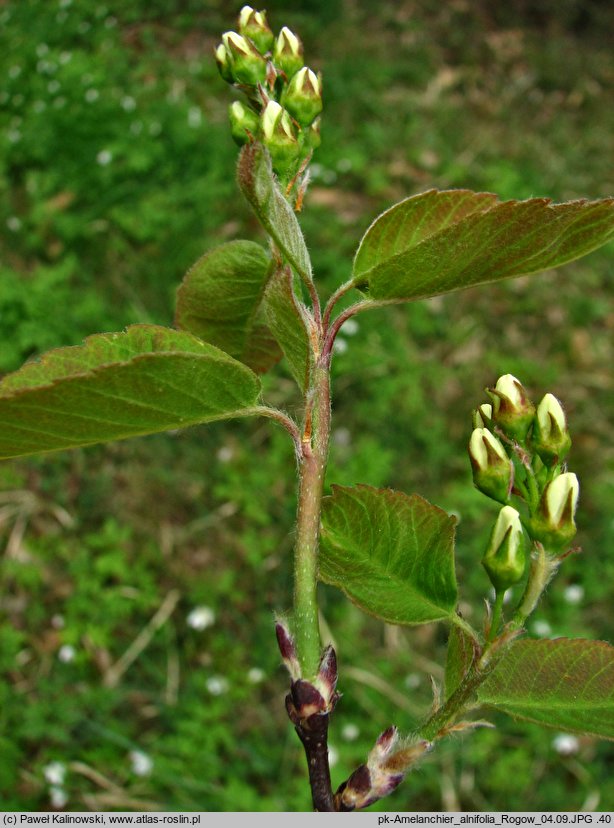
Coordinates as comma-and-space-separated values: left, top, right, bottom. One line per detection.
293, 363, 331, 679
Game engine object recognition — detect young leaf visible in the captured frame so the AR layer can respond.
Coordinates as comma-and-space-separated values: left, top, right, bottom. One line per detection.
237, 142, 313, 285
444, 624, 477, 699
0, 325, 261, 459
478, 638, 614, 740
264, 266, 313, 391
175, 239, 281, 374
353, 190, 614, 301
319, 484, 458, 625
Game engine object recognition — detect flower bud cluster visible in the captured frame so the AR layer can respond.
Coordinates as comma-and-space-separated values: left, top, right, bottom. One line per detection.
468, 375, 579, 592
216, 6, 322, 179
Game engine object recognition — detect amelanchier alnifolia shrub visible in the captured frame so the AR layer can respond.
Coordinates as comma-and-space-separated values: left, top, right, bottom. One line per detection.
1, 6, 614, 812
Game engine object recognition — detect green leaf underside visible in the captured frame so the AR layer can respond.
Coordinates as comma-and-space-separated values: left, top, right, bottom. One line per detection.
319, 484, 458, 625
174, 240, 281, 374
264, 267, 312, 391
353, 189, 614, 301
478, 638, 614, 740
237, 142, 312, 284
0, 325, 261, 459
445, 624, 476, 700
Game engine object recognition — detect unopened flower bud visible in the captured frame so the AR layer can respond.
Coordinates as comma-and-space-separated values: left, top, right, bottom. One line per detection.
261, 100, 300, 174
222, 31, 267, 86
469, 428, 513, 503
282, 66, 323, 126
228, 101, 259, 145
273, 26, 304, 78
472, 403, 493, 430
487, 374, 535, 442
306, 116, 321, 149
532, 393, 572, 466
275, 619, 301, 680
529, 472, 579, 550
214, 43, 234, 84
482, 506, 527, 592
238, 6, 274, 54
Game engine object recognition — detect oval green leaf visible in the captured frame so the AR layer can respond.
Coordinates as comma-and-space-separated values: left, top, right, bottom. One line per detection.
175, 239, 281, 374
353, 189, 614, 301
478, 637, 614, 740
0, 325, 261, 459
319, 484, 458, 625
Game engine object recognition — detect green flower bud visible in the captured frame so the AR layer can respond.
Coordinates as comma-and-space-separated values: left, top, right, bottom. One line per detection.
472, 403, 493, 430
222, 31, 267, 86
214, 43, 234, 84
261, 100, 301, 174
238, 6, 275, 54
532, 393, 572, 466
487, 374, 536, 442
228, 101, 260, 146
469, 427, 514, 504
273, 26, 304, 78
529, 472, 579, 550
282, 66, 323, 126
305, 116, 321, 150
482, 506, 527, 592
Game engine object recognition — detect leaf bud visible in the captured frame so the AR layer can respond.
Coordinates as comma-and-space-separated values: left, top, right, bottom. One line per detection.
214, 43, 234, 84
532, 393, 572, 466
228, 101, 260, 146
469, 427, 514, 503
472, 403, 493, 430
238, 6, 275, 55
482, 506, 527, 592
487, 374, 536, 442
261, 100, 301, 174
529, 472, 579, 550
282, 66, 323, 126
222, 31, 267, 86
273, 26, 304, 78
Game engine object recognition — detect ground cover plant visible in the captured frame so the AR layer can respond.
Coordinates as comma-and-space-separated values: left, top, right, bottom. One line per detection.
3, 0, 614, 816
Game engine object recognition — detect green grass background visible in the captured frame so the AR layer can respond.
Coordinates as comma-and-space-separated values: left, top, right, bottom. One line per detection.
1, 0, 613, 812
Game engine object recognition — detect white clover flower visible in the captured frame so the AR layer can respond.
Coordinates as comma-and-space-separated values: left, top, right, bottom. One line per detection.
341, 723, 360, 742
216, 445, 234, 463
188, 107, 202, 128
552, 733, 579, 756
43, 762, 66, 786
532, 619, 552, 638
96, 149, 113, 166
247, 667, 264, 684
121, 96, 136, 112
563, 584, 584, 605
85, 88, 99, 103
206, 676, 229, 696
342, 319, 359, 336
333, 337, 348, 355
129, 750, 153, 777
404, 673, 421, 689
6, 216, 22, 232
187, 606, 215, 631
58, 644, 76, 663
50, 786, 68, 809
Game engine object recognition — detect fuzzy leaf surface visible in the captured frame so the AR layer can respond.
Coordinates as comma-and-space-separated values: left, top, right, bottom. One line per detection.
264, 266, 312, 391
237, 142, 312, 283
0, 325, 261, 459
353, 190, 614, 301
445, 624, 476, 699
478, 638, 614, 740
175, 239, 280, 374
319, 484, 458, 625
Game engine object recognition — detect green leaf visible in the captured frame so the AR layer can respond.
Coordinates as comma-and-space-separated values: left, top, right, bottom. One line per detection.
175, 240, 281, 374
264, 266, 313, 391
237, 142, 312, 285
445, 624, 477, 699
353, 189, 614, 301
319, 484, 458, 625
478, 638, 614, 740
0, 325, 261, 459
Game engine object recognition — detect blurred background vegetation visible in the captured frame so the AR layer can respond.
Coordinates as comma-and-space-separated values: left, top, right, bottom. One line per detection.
1, 0, 613, 812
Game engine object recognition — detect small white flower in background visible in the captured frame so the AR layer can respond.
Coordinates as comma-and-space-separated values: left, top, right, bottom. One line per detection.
7, 130, 21, 143
188, 107, 202, 128
341, 723, 360, 742
51, 614, 65, 629
129, 750, 153, 777
327, 745, 339, 768
59, 51, 72, 65
9, 65, 22, 79
336, 157, 353, 173
206, 676, 229, 696
36, 43, 49, 57
96, 149, 113, 166
47, 80, 61, 95
43, 762, 66, 786
332, 427, 351, 447
216, 445, 234, 463
333, 337, 348, 355
58, 644, 76, 663
50, 786, 68, 809
149, 121, 162, 136
33, 100, 47, 113
187, 606, 215, 631
342, 318, 359, 336
105, 16, 118, 28
121, 96, 136, 112
85, 88, 99, 103
532, 619, 552, 638
6, 216, 22, 232
564, 584, 584, 605
247, 667, 264, 684
404, 673, 421, 689
552, 733, 580, 756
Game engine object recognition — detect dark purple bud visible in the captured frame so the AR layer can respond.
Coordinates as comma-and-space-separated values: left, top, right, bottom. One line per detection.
315, 644, 338, 704
275, 619, 301, 680
290, 679, 326, 717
